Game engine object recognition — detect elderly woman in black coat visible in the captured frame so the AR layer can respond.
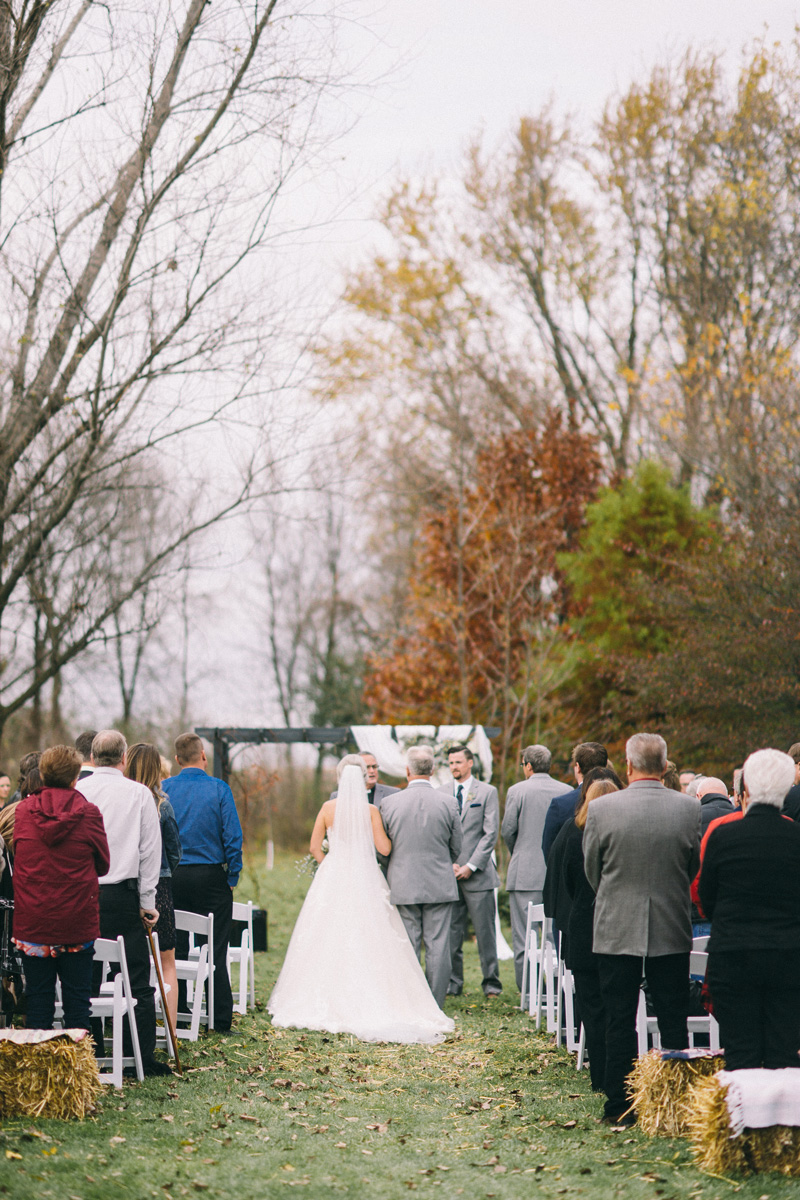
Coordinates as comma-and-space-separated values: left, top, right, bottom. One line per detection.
697, 748, 800, 1070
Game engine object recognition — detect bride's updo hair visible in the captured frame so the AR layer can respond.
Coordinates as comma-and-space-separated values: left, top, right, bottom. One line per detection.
336, 753, 367, 782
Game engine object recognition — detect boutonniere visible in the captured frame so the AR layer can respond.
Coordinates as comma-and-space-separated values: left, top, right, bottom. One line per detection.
467, 789, 477, 804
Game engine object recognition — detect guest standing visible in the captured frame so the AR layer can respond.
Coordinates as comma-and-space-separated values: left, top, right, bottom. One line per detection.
126, 743, 182, 1030
0, 771, 10, 806
542, 742, 607, 861
12, 745, 109, 1031
502, 744, 571, 991
698, 748, 800, 1070
583, 732, 700, 1124
78, 730, 166, 1074
562, 777, 620, 1092
164, 733, 243, 1034
440, 745, 501, 997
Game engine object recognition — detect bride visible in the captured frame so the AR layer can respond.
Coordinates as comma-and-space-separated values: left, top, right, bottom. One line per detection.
268, 756, 454, 1044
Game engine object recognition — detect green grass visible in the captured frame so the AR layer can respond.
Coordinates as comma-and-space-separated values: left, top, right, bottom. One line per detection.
0, 855, 795, 1198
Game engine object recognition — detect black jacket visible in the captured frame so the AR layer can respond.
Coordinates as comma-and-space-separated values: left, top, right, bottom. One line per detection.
543, 816, 573, 953
561, 820, 597, 972
783, 782, 800, 822
699, 792, 735, 835
697, 803, 800, 953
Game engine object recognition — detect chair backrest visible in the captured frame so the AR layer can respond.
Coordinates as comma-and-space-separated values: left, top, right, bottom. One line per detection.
93, 936, 124, 966
232, 900, 253, 923
174, 909, 212, 936
692, 935, 709, 951
689, 949, 708, 977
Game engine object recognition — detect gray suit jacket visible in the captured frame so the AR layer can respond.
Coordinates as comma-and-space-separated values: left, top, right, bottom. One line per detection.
583, 779, 701, 957
502, 773, 573, 891
329, 783, 400, 811
380, 782, 462, 906
438, 779, 500, 892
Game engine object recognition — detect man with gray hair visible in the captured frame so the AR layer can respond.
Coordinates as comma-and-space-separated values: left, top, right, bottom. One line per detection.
78, 730, 165, 1074
583, 732, 700, 1124
502, 745, 571, 991
379, 746, 462, 1007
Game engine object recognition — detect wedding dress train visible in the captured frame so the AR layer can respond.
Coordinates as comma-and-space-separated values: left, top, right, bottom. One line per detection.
268, 765, 454, 1044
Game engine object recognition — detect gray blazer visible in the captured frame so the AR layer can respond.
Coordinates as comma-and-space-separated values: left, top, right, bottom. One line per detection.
502, 773, 573, 891
380, 782, 462, 906
438, 779, 500, 892
583, 779, 701, 957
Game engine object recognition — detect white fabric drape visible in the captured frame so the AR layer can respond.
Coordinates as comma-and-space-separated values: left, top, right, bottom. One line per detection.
718, 1068, 800, 1135
350, 726, 408, 778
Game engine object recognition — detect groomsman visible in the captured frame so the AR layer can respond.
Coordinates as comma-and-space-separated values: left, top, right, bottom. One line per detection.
502, 744, 572, 991
442, 745, 502, 997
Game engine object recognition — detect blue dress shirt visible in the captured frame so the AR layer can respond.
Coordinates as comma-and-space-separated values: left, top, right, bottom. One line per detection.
163, 768, 243, 887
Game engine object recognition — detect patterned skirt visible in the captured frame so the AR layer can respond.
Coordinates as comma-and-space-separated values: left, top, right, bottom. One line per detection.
154, 877, 176, 952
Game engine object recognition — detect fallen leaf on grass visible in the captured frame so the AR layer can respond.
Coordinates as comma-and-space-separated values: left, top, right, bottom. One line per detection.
281, 1164, 295, 1172
365, 1122, 390, 1133
640, 1174, 665, 1183
162, 1114, 175, 1123
335, 1142, 347, 1149
5, 1151, 22, 1161
562, 1121, 577, 1129
273, 1079, 291, 1088
312, 1126, 329, 1134
494, 1165, 507, 1174
239, 1114, 258, 1123
192, 1184, 209, 1193
167, 1091, 179, 1099
109, 1136, 126, 1145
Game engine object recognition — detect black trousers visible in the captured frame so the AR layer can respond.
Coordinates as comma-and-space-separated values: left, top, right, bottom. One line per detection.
597, 952, 689, 1117
572, 965, 606, 1092
95, 882, 156, 1061
707, 948, 800, 1070
171, 863, 233, 1031
23, 947, 94, 1032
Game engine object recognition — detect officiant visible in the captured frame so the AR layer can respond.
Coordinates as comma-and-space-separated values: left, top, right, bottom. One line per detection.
440, 746, 502, 997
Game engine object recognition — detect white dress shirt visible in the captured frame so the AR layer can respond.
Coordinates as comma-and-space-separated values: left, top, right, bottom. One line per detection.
78, 767, 161, 909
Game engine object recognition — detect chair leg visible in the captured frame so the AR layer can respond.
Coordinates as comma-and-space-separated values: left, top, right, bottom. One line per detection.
576, 1022, 586, 1070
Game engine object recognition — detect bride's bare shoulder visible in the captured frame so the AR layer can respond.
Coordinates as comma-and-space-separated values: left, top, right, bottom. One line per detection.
320, 798, 336, 824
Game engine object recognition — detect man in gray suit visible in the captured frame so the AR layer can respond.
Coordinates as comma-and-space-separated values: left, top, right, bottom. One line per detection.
442, 745, 502, 997
380, 745, 462, 1008
583, 732, 701, 1124
502, 744, 572, 990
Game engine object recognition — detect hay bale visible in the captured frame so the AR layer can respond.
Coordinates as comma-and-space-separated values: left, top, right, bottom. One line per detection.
627, 1049, 725, 1137
684, 1075, 800, 1177
0, 1032, 101, 1120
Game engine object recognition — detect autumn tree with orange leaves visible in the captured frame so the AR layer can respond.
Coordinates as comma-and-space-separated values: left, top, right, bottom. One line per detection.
364, 415, 602, 791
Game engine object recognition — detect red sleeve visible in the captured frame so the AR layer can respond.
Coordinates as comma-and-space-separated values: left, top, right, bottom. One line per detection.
691, 811, 744, 916
87, 807, 111, 878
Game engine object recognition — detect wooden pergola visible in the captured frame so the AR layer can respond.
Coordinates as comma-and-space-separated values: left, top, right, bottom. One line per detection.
194, 726, 499, 784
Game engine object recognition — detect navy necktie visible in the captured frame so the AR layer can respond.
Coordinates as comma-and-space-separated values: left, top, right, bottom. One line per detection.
456, 784, 464, 814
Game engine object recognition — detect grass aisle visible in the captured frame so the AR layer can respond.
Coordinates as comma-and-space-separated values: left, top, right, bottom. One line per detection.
0, 855, 794, 1199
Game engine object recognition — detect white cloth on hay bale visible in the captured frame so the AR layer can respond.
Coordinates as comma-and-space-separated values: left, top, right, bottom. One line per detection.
0, 1028, 90, 1045
718, 1068, 800, 1136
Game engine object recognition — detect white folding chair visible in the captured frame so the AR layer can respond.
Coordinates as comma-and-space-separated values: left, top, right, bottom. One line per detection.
576, 1022, 586, 1070
692, 935, 709, 952
534, 929, 559, 1032
174, 910, 214, 1040
520, 902, 546, 1013
556, 960, 580, 1052
91, 936, 144, 1088
228, 900, 255, 1014
687, 949, 721, 1051
635, 986, 661, 1056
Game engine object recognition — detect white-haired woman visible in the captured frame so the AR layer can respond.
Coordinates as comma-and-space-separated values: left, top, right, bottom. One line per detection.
697, 748, 800, 1070
268, 754, 454, 1044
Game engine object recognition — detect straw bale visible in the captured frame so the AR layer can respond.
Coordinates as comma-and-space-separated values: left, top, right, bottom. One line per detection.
626, 1050, 724, 1137
684, 1075, 800, 1177
0, 1035, 101, 1120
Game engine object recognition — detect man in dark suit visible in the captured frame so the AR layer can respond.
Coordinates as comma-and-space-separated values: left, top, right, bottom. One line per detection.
541, 742, 607, 861
74, 730, 97, 781
782, 742, 800, 820
441, 745, 501, 997
583, 732, 700, 1124
696, 776, 735, 834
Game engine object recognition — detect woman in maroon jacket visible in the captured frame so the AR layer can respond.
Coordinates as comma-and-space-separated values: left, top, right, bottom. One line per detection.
13, 744, 109, 1031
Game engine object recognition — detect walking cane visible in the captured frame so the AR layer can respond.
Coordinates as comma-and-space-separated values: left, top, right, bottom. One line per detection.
145, 925, 183, 1075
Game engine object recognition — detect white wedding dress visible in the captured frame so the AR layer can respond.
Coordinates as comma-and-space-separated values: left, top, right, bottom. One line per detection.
268, 765, 454, 1044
